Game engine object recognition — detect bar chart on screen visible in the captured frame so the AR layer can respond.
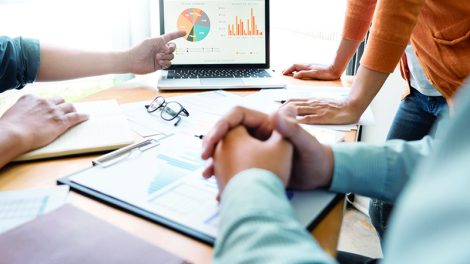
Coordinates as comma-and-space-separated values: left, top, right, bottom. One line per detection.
227, 8, 263, 36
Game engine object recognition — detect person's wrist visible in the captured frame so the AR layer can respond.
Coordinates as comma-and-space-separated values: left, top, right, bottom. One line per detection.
343, 98, 366, 123
0, 121, 31, 154
113, 50, 132, 74
320, 144, 334, 188
328, 63, 344, 79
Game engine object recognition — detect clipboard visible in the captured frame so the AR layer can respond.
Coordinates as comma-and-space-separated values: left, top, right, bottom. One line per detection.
58, 133, 341, 245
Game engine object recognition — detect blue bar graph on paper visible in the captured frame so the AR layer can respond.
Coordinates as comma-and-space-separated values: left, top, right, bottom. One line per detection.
156, 154, 203, 171
37, 196, 49, 215
148, 174, 181, 194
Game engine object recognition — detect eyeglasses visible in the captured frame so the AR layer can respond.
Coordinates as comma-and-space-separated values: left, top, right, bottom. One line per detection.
145, 96, 190, 126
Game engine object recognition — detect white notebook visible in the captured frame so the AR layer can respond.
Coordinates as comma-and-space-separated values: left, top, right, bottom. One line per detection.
15, 100, 135, 161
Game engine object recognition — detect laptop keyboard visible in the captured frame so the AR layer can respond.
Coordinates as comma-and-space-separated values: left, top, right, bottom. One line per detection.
166, 69, 271, 79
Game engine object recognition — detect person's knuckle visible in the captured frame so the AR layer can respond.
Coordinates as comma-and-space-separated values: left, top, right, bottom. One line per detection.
68, 103, 76, 111
19, 94, 34, 101
52, 113, 65, 123
305, 115, 316, 121
38, 97, 51, 107
230, 105, 246, 115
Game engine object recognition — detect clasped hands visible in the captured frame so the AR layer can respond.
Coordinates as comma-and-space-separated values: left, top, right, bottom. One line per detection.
201, 105, 335, 196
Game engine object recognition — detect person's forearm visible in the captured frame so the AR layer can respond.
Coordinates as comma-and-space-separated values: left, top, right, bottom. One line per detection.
346, 65, 389, 117
338, 0, 377, 69
330, 38, 362, 77
330, 0, 376, 77
36, 44, 129, 81
329, 136, 435, 202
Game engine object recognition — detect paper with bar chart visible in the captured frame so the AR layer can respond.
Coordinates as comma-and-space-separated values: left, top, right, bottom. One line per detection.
70, 134, 220, 236
164, 0, 266, 65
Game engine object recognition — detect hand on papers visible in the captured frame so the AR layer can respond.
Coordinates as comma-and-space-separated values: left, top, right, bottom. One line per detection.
211, 126, 293, 192
0, 94, 88, 157
282, 98, 362, 125
126, 30, 186, 73
202, 106, 334, 194
283, 63, 342, 80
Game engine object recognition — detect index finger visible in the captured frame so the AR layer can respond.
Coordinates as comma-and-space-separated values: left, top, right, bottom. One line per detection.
64, 112, 89, 128
286, 98, 310, 103
201, 106, 273, 160
162, 30, 187, 43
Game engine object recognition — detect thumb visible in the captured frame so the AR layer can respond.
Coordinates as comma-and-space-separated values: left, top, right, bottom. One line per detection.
267, 130, 294, 155
274, 106, 302, 140
166, 42, 176, 53
293, 69, 317, 79
274, 106, 317, 150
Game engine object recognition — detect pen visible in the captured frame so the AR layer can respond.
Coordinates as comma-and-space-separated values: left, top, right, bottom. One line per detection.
274, 100, 287, 104
194, 134, 204, 140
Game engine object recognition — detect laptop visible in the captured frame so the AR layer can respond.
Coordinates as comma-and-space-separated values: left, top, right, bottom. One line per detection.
158, 0, 285, 90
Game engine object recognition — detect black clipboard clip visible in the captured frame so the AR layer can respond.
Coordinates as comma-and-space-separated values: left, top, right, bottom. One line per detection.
92, 139, 160, 168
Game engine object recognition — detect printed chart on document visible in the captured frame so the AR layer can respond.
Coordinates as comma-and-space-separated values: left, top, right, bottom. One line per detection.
70, 134, 220, 237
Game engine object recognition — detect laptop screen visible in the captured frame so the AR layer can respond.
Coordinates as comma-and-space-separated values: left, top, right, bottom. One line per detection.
160, 0, 269, 68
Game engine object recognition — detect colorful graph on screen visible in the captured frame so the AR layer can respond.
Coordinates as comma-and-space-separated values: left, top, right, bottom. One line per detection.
228, 8, 263, 36
177, 8, 210, 42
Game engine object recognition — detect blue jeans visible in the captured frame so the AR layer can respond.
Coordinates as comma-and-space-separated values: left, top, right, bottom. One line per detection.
369, 88, 448, 241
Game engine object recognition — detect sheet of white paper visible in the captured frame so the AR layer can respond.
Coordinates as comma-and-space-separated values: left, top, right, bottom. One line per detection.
121, 91, 243, 137
0, 186, 69, 233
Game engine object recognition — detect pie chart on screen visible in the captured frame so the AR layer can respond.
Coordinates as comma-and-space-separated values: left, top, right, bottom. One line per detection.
177, 8, 210, 42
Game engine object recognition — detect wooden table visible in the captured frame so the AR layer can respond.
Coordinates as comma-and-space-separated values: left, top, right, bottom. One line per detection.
0, 75, 355, 263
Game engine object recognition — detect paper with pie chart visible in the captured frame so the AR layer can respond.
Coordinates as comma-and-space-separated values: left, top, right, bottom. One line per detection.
178, 8, 211, 42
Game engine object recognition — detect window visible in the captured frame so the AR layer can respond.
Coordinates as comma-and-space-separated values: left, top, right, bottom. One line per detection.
270, 0, 346, 69
0, 0, 151, 110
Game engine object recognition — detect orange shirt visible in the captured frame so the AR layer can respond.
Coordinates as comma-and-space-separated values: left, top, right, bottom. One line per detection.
343, 0, 470, 100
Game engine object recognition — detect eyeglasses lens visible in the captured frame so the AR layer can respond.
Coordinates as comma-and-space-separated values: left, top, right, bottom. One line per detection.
147, 97, 165, 112
161, 102, 183, 120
